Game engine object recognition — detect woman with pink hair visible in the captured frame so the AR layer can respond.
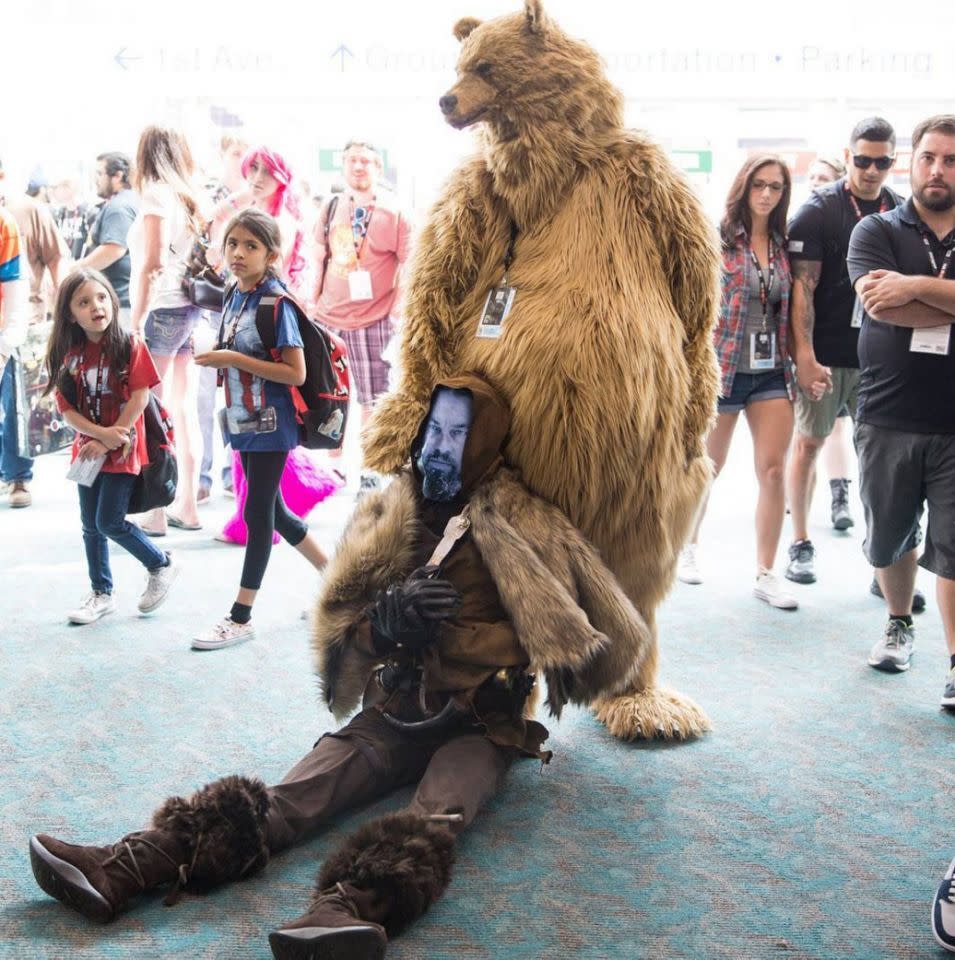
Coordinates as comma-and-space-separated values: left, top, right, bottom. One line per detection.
215, 147, 339, 547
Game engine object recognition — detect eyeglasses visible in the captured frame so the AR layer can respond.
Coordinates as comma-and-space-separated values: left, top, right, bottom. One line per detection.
751, 180, 784, 194
851, 155, 894, 171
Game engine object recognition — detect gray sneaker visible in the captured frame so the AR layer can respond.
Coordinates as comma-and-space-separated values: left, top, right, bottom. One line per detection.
867, 618, 915, 672
785, 539, 816, 584
829, 478, 854, 531
137, 553, 179, 614
942, 667, 955, 709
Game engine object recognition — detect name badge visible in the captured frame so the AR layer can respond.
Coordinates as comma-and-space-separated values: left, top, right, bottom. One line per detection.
476, 284, 516, 340
851, 296, 865, 329
750, 331, 776, 370
227, 406, 278, 434
910, 324, 951, 356
347, 269, 373, 302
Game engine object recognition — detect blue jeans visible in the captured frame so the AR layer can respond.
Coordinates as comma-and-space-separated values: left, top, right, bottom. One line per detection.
143, 305, 201, 357
0, 356, 35, 482
78, 472, 168, 593
196, 312, 231, 492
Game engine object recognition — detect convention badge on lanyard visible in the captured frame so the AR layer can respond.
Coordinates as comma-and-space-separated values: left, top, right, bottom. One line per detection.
347, 199, 374, 302
748, 238, 777, 369
910, 232, 954, 356
477, 220, 519, 340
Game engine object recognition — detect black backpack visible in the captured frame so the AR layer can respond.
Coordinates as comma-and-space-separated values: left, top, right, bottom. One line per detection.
128, 393, 178, 513
253, 293, 350, 450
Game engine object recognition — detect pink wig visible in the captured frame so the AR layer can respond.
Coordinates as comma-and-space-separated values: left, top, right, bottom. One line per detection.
241, 145, 305, 288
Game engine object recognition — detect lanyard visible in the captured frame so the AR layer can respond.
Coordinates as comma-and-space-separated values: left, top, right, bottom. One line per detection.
844, 181, 890, 221
349, 197, 375, 262
919, 230, 955, 279
78, 347, 107, 425
503, 220, 519, 282
747, 236, 776, 326
217, 288, 253, 388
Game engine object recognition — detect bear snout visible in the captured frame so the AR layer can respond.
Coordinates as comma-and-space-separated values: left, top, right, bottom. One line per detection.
439, 94, 458, 116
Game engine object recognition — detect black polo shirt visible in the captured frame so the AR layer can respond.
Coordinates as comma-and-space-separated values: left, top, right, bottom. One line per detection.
787, 178, 902, 368
846, 198, 955, 434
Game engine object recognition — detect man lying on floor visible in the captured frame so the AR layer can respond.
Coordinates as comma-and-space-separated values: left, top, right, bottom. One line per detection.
29, 374, 653, 960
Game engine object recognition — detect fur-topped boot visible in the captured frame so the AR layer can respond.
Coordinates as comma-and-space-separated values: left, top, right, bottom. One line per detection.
29, 774, 270, 923
268, 811, 456, 960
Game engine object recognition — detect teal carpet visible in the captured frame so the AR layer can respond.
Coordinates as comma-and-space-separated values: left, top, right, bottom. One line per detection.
2, 445, 953, 959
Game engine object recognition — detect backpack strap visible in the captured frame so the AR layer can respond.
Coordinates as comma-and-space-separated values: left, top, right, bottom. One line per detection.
254, 293, 311, 420
315, 195, 340, 298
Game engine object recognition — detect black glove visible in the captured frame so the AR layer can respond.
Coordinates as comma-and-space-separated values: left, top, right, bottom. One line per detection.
368, 566, 462, 653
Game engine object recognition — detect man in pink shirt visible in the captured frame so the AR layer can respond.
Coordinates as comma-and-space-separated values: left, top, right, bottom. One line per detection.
313, 140, 411, 493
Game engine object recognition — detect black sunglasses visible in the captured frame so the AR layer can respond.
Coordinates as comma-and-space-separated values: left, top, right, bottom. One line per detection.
852, 154, 894, 171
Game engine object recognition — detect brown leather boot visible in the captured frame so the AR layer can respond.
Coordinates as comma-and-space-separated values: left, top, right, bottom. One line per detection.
268, 882, 387, 960
29, 830, 187, 923
30, 774, 271, 923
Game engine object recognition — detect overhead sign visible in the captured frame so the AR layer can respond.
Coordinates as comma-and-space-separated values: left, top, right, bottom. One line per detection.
671, 150, 713, 174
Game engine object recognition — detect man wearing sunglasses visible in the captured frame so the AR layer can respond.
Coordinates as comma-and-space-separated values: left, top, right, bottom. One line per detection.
847, 115, 955, 702
785, 117, 902, 591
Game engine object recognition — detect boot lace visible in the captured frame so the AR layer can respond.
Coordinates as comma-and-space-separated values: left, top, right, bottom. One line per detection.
312, 881, 360, 916
100, 832, 189, 902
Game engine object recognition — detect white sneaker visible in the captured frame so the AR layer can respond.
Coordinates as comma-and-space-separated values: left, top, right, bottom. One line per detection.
753, 570, 798, 610
677, 545, 703, 585
191, 617, 256, 651
138, 553, 179, 614
68, 591, 117, 625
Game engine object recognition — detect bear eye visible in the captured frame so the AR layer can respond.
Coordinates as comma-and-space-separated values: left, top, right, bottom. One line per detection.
474, 61, 493, 80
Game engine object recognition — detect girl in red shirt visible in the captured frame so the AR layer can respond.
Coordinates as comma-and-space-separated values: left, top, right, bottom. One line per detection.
44, 268, 179, 624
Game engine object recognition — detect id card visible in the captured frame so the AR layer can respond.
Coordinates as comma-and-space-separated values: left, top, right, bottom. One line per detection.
227, 406, 278, 434
851, 296, 865, 329
749, 331, 776, 370
476, 284, 516, 340
67, 453, 107, 487
910, 324, 951, 356
347, 269, 373, 302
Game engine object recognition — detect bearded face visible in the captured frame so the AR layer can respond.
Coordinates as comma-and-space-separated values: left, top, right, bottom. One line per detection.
416, 389, 473, 502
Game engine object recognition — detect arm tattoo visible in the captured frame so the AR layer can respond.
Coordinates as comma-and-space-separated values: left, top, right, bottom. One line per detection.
791, 260, 822, 342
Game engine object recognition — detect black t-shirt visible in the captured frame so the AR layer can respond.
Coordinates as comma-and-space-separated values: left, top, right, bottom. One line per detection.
846, 198, 955, 434
787, 178, 902, 368
88, 189, 139, 307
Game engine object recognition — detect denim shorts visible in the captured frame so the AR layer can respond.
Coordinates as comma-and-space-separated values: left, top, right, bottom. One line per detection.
144, 306, 201, 357
718, 369, 789, 414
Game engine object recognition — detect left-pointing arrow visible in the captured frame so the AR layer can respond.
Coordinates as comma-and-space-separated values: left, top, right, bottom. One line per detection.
114, 47, 143, 70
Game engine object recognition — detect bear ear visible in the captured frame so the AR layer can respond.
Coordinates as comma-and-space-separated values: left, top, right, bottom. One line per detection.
453, 17, 482, 42
524, 0, 548, 33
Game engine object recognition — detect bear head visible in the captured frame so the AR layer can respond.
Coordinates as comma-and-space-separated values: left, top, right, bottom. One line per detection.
439, 0, 622, 144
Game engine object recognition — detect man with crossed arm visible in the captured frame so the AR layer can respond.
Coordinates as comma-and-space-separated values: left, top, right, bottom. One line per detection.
847, 114, 955, 705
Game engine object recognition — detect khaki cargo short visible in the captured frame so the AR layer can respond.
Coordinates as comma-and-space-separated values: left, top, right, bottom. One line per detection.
794, 365, 859, 439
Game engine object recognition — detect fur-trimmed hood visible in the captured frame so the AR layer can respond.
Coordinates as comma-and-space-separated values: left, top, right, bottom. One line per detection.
312, 467, 653, 722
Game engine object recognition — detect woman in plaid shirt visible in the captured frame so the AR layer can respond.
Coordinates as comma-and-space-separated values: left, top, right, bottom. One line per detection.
679, 155, 801, 610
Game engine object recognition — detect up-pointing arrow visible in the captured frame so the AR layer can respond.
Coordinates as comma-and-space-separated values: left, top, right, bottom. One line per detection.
330, 44, 354, 72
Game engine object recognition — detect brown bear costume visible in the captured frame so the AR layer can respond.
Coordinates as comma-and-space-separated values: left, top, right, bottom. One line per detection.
363, 1, 722, 739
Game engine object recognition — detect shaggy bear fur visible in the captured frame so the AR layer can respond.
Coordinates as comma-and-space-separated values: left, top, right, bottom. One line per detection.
151, 774, 271, 891
362, 1, 720, 741
317, 812, 456, 935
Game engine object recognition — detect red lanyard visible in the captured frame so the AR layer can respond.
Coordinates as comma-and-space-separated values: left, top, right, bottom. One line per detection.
349, 198, 375, 261
748, 236, 776, 322
78, 347, 107, 425
919, 230, 955, 279
844, 181, 890, 221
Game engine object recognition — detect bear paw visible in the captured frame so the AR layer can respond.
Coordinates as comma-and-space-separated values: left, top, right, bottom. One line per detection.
591, 685, 711, 741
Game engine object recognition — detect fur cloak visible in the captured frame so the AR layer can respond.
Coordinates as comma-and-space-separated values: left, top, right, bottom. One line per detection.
312, 469, 654, 722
